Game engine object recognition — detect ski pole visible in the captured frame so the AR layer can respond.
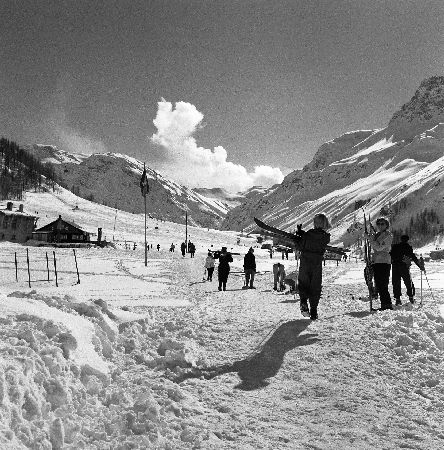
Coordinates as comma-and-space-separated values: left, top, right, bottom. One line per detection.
423, 271, 435, 302
420, 269, 423, 307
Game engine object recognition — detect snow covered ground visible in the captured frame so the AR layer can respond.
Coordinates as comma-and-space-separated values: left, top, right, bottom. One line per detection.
0, 187, 444, 449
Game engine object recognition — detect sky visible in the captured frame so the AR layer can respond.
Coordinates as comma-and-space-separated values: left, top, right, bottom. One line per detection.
1, 0, 443, 191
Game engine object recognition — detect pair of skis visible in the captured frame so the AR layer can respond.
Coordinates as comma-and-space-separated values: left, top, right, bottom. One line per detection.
253, 218, 346, 256
363, 212, 378, 311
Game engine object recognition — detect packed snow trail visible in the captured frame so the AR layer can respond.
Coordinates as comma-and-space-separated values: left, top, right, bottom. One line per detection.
162, 254, 444, 449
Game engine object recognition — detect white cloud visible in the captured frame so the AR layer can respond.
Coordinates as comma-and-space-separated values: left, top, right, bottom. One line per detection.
151, 100, 284, 192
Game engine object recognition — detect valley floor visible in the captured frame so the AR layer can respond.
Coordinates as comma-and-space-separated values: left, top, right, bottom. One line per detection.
0, 245, 444, 449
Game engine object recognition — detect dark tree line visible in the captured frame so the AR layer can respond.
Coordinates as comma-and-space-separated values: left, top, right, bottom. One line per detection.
0, 137, 57, 200
393, 207, 443, 246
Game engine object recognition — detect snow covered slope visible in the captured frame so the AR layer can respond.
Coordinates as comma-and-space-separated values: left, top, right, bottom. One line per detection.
222, 77, 444, 241
26, 149, 232, 228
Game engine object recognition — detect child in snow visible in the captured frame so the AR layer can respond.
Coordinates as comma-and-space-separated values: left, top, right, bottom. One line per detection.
365, 217, 393, 310
204, 252, 215, 281
296, 213, 331, 320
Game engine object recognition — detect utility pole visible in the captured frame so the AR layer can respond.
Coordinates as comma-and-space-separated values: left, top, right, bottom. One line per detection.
185, 211, 188, 252
140, 164, 149, 266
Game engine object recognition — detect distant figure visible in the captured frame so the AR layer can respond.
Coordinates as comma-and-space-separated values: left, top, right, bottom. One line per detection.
215, 247, 233, 291
273, 262, 286, 291
181, 242, 186, 257
269, 248, 273, 259
390, 234, 424, 305
243, 247, 256, 289
189, 242, 196, 258
146, 243, 149, 252
133, 242, 137, 250
156, 243, 160, 251
204, 252, 215, 281
170, 243, 175, 252
285, 249, 289, 260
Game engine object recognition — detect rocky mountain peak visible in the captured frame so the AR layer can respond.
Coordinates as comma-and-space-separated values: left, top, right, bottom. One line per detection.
386, 75, 444, 142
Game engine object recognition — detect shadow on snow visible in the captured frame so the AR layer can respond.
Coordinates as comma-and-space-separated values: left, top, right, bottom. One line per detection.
173, 319, 318, 391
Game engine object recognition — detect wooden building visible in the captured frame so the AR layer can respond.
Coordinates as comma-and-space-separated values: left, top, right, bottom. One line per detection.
0, 202, 37, 243
32, 215, 91, 243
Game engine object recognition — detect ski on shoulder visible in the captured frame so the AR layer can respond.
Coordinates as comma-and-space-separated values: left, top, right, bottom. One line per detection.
253, 217, 346, 256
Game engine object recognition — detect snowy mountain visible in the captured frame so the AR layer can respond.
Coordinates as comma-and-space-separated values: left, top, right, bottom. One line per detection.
221, 76, 444, 245
25, 148, 233, 228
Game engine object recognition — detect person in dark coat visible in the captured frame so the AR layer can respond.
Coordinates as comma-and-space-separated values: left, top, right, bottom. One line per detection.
189, 242, 196, 258
390, 234, 424, 305
180, 242, 186, 257
243, 247, 256, 289
295, 214, 331, 320
215, 247, 233, 291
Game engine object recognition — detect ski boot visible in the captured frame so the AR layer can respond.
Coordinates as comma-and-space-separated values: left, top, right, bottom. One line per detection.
409, 296, 415, 304
300, 299, 310, 318
395, 298, 402, 306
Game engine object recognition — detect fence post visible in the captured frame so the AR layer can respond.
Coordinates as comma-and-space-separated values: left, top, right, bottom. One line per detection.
73, 249, 80, 284
15, 252, 18, 282
46, 252, 50, 282
53, 251, 58, 287
26, 249, 31, 288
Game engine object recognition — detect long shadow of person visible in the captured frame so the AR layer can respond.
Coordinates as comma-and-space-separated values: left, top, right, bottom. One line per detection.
173, 319, 319, 391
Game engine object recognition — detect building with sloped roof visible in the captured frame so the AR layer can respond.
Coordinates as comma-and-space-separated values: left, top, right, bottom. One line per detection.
0, 202, 37, 242
32, 215, 91, 243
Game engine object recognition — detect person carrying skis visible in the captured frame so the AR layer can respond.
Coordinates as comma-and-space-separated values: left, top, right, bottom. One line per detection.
296, 213, 331, 320
390, 234, 424, 305
243, 247, 256, 289
214, 247, 233, 291
204, 251, 215, 281
365, 217, 393, 310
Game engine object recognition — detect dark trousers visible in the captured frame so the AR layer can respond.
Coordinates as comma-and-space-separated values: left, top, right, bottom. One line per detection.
392, 263, 414, 299
373, 263, 392, 308
207, 267, 214, 281
218, 268, 229, 290
298, 260, 322, 310
244, 269, 255, 287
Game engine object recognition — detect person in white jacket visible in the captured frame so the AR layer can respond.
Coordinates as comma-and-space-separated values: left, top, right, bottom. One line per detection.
365, 217, 393, 310
204, 252, 215, 281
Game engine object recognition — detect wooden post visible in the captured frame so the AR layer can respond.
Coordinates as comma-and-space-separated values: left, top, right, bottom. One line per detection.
46, 252, 50, 281
53, 251, 58, 287
14, 252, 18, 282
26, 249, 31, 288
73, 249, 80, 284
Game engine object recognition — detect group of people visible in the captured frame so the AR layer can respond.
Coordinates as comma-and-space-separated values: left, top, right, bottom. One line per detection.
180, 241, 196, 257
364, 218, 424, 310
198, 213, 425, 321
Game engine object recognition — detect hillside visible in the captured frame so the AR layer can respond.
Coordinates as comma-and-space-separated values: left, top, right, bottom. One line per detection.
221, 76, 444, 245
26, 147, 233, 228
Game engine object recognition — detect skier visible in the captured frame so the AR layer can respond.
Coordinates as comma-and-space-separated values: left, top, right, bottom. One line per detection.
180, 242, 186, 257
215, 247, 233, 291
296, 213, 331, 320
365, 217, 393, 311
204, 251, 215, 281
156, 243, 160, 251
273, 262, 286, 291
243, 247, 256, 289
390, 235, 424, 305
170, 243, 175, 252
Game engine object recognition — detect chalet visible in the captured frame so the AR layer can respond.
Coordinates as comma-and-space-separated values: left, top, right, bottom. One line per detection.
0, 202, 37, 242
32, 215, 91, 243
